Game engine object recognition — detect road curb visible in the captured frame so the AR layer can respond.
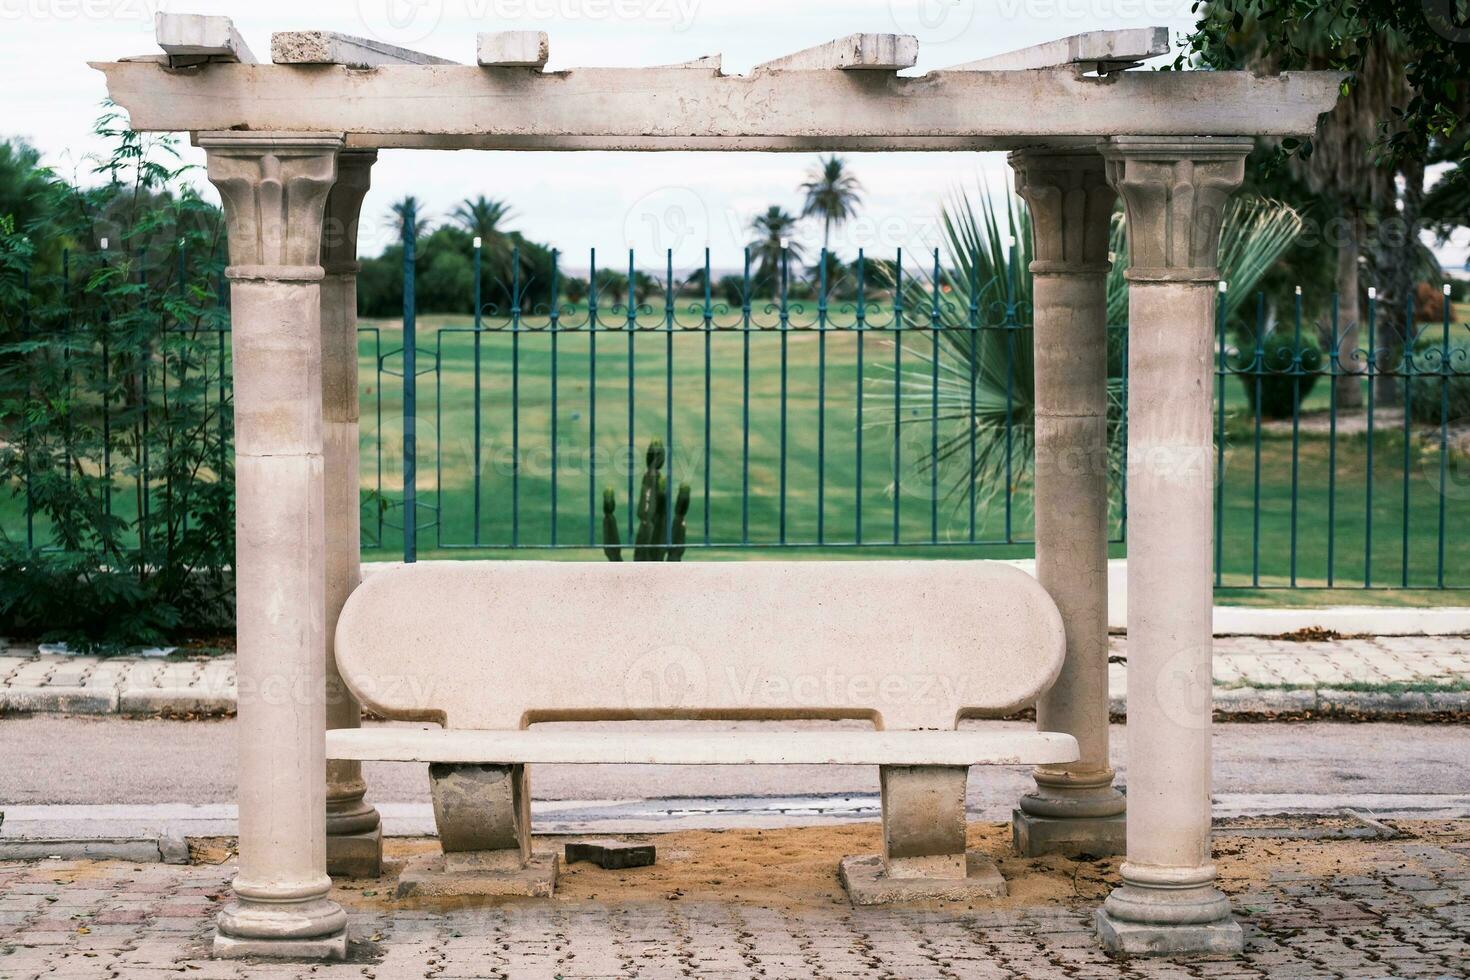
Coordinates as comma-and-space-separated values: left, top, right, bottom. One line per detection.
0, 686, 1464, 720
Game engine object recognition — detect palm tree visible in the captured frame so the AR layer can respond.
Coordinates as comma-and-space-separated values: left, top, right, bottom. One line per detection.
748, 206, 804, 294
800, 155, 863, 260
386, 195, 430, 241
451, 196, 514, 265
878, 186, 1304, 521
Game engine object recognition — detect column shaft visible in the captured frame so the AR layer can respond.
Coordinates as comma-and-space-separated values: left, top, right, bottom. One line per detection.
1096, 136, 1252, 956
202, 132, 347, 961
321, 150, 382, 878
1009, 148, 1124, 857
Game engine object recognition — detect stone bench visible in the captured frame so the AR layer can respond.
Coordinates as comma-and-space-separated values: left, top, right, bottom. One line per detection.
327, 560, 1077, 903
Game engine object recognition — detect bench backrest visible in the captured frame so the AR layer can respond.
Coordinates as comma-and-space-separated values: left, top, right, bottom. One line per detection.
335, 560, 1065, 731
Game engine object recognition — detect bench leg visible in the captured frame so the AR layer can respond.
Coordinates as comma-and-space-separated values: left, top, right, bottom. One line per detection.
429, 763, 531, 865
839, 764, 1006, 904
396, 763, 556, 898
880, 765, 968, 878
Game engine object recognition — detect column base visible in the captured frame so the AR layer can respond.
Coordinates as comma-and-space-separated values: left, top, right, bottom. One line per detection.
326, 825, 383, 879
214, 928, 348, 961
1095, 908, 1244, 956
839, 851, 1006, 905
1012, 808, 1126, 858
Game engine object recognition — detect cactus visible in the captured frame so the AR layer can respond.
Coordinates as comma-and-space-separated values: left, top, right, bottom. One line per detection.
602, 439, 690, 562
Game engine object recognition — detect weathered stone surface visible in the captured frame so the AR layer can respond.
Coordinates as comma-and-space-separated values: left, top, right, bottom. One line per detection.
203, 131, 346, 961
880, 765, 967, 877
476, 31, 548, 67
428, 763, 530, 860
1095, 909, 1244, 955
1097, 135, 1252, 953
325, 827, 382, 879
839, 852, 1007, 905
1012, 809, 1126, 858
327, 728, 1080, 765
321, 148, 381, 883
213, 928, 347, 961
1010, 147, 1125, 853
92, 62, 1345, 149
335, 560, 1067, 731
395, 852, 558, 899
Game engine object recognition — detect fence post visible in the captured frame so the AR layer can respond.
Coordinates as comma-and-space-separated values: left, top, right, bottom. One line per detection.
402, 202, 417, 563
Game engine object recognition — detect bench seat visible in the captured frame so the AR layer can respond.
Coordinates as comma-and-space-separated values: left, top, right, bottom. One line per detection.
327, 727, 1080, 767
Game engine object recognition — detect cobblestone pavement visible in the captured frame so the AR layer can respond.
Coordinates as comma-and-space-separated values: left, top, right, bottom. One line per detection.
3, 634, 1467, 718
2, 826, 1469, 979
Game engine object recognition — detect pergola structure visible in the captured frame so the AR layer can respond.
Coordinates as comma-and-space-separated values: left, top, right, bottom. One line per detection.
94, 14, 1342, 960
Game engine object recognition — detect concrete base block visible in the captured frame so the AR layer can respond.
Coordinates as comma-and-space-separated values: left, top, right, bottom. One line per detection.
1012, 808, 1126, 857
1094, 910, 1245, 956
839, 852, 1006, 905
213, 929, 347, 961
326, 825, 383, 879
395, 852, 558, 899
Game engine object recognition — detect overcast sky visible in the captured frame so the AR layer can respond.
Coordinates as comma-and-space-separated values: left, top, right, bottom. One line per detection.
0, 0, 1333, 272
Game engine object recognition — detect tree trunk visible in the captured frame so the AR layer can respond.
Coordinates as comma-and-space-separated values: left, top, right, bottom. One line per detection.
1374, 159, 1426, 407
1334, 206, 1364, 408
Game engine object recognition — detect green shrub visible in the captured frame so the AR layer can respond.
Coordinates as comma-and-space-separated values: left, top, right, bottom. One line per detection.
1406, 345, 1470, 425
0, 112, 233, 649
1234, 331, 1324, 419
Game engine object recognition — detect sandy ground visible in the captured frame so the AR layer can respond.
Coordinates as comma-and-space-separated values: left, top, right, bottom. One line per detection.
186, 818, 1465, 915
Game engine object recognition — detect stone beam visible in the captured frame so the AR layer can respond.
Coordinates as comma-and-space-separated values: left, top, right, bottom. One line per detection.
271, 31, 455, 67
154, 12, 255, 66
476, 31, 549, 68
753, 33, 918, 72
948, 27, 1170, 73
94, 62, 1343, 149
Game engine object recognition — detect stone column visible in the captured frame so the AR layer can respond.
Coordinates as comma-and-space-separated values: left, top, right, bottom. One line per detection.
321, 150, 383, 879
1095, 136, 1252, 955
201, 132, 347, 961
1008, 147, 1125, 859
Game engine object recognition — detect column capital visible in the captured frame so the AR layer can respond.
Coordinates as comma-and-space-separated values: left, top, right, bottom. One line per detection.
1008, 147, 1114, 277
1102, 136, 1253, 283
322, 149, 378, 277
199, 132, 344, 282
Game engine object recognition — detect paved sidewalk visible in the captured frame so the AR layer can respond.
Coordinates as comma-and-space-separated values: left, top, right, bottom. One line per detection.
1, 822, 1468, 978
1, 634, 1467, 718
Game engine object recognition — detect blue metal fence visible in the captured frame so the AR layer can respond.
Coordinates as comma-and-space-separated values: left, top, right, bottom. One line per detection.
4, 243, 1469, 591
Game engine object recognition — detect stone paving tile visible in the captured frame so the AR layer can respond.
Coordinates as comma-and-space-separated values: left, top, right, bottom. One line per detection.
1, 835, 1468, 979
3, 635, 1466, 719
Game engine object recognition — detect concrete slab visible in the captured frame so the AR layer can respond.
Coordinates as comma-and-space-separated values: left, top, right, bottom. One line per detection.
394, 852, 558, 899
838, 851, 1006, 905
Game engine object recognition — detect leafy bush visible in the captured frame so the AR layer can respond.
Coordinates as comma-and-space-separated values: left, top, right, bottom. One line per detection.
0, 112, 233, 649
1234, 330, 1324, 419
1406, 345, 1470, 425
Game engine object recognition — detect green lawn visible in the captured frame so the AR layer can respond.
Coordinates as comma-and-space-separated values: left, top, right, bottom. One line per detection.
352, 313, 1470, 604
6, 309, 1467, 607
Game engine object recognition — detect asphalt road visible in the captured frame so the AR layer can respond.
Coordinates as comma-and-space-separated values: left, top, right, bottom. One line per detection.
4, 716, 1468, 811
